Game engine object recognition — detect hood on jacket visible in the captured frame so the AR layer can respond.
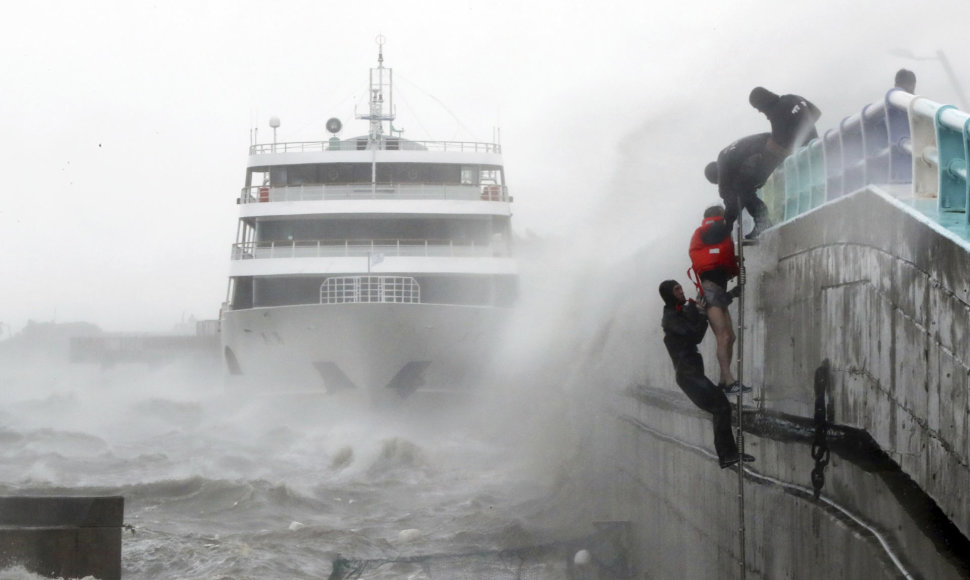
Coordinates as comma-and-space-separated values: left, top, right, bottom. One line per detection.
658, 279, 682, 307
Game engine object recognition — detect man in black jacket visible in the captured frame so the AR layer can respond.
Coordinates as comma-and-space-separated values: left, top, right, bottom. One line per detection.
704, 134, 779, 239
659, 280, 754, 468
748, 87, 821, 152
705, 87, 821, 239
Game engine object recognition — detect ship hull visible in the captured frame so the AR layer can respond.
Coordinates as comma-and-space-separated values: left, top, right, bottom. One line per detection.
220, 303, 510, 400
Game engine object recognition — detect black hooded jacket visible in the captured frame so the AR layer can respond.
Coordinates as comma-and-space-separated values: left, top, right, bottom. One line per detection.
659, 282, 709, 375
715, 133, 785, 208
750, 88, 821, 151
766, 94, 821, 150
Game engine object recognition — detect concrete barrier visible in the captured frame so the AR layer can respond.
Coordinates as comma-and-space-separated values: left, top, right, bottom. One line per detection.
541, 184, 970, 577
746, 186, 970, 538
0, 496, 123, 580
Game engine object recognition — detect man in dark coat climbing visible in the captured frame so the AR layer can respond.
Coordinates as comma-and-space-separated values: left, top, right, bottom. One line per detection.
659, 280, 754, 468
705, 87, 821, 239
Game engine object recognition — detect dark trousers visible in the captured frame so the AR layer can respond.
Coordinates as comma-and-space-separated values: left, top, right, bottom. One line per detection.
722, 145, 785, 228
675, 361, 738, 462
724, 190, 768, 228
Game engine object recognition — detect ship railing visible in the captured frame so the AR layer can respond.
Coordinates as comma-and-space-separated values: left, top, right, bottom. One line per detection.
320, 276, 420, 304
240, 183, 508, 203
231, 239, 509, 260
250, 140, 500, 155
758, 88, 970, 228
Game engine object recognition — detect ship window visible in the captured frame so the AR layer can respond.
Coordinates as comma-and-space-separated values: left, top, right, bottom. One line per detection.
288, 165, 316, 185
353, 164, 373, 183
403, 164, 422, 183
270, 166, 287, 186
262, 163, 471, 187
322, 165, 345, 183
480, 168, 502, 185
231, 277, 254, 310
247, 169, 270, 188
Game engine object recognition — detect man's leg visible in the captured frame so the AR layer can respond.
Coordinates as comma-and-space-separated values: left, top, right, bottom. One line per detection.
706, 305, 736, 386
723, 193, 740, 226
711, 398, 739, 463
742, 192, 771, 237
676, 371, 740, 464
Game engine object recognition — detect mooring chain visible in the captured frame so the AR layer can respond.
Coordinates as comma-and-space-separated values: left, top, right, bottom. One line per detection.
811, 371, 830, 499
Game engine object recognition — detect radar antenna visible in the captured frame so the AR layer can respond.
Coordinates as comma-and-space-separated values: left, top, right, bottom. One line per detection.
356, 35, 395, 148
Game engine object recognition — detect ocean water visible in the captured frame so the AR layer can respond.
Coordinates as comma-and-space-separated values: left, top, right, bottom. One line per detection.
0, 341, 589, 580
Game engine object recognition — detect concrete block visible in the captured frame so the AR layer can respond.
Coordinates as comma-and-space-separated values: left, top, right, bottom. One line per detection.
939, 352, 959, 451
953, 463, 970, 535
928, 283, 948, 353
959, 371, 970, 464
820, 292, 841, 372
872, 293, 894, 398
928, 341, 941, 433
846, 285, 871, 370
895, 315, 928, 423
872, 381, 893, 450
924, 435, 945, 504
0, 496, 123, 580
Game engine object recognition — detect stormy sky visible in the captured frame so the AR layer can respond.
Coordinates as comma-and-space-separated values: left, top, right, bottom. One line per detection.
1, 0, 967, 332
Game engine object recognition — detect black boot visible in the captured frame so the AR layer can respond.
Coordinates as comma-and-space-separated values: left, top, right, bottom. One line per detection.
719, 453, 756, 469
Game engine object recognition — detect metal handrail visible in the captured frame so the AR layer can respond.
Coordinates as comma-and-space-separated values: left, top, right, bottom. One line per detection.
240, 183, 508, 203
250, 139, 501, 155
760, 88, 970, 226
231, 238, 508, 260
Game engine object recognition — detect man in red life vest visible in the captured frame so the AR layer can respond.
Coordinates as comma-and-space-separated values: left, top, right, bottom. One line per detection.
689, 205, 750, 395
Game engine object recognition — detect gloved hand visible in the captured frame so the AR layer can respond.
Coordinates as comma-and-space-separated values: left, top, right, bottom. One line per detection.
728, 286, 742, 299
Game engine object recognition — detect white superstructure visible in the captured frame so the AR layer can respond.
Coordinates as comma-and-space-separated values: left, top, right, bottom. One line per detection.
220, 40, 517, 399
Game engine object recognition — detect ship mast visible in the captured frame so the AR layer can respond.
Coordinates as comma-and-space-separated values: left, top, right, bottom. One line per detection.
358, 35, 395, 150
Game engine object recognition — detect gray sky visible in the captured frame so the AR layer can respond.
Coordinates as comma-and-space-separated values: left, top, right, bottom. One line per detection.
2, 0, 967, 332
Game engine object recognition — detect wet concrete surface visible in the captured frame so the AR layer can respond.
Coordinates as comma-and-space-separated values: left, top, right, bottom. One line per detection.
620, 383, 970, 579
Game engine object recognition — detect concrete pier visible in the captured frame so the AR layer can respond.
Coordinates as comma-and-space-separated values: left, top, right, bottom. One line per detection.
553, 185, 970, 578
0, 496, 123, 580
746, 187, 970, 539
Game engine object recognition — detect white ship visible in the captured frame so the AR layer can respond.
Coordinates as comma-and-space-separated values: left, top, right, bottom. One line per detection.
220, 40, 517, 401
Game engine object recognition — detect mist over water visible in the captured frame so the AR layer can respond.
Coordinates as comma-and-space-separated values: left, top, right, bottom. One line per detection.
0, 246, 614, 579
0, 100, 700, 579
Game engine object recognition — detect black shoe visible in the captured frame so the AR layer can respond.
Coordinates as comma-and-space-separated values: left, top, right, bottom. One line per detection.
719, 453, 756, 469
723, 381, 752, 395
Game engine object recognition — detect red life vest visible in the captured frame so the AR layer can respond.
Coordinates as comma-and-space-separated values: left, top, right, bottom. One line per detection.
689, 216, 738, 278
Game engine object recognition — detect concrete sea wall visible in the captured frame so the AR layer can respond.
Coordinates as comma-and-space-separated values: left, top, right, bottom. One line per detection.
746, 187, 970, 537
558, 186, 970, 578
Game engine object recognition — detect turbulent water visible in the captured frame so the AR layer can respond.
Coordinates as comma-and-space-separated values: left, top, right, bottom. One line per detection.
0, 338, 590, 580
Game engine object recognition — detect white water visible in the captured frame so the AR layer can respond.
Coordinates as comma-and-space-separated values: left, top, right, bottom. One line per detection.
0, 331, 592, 579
